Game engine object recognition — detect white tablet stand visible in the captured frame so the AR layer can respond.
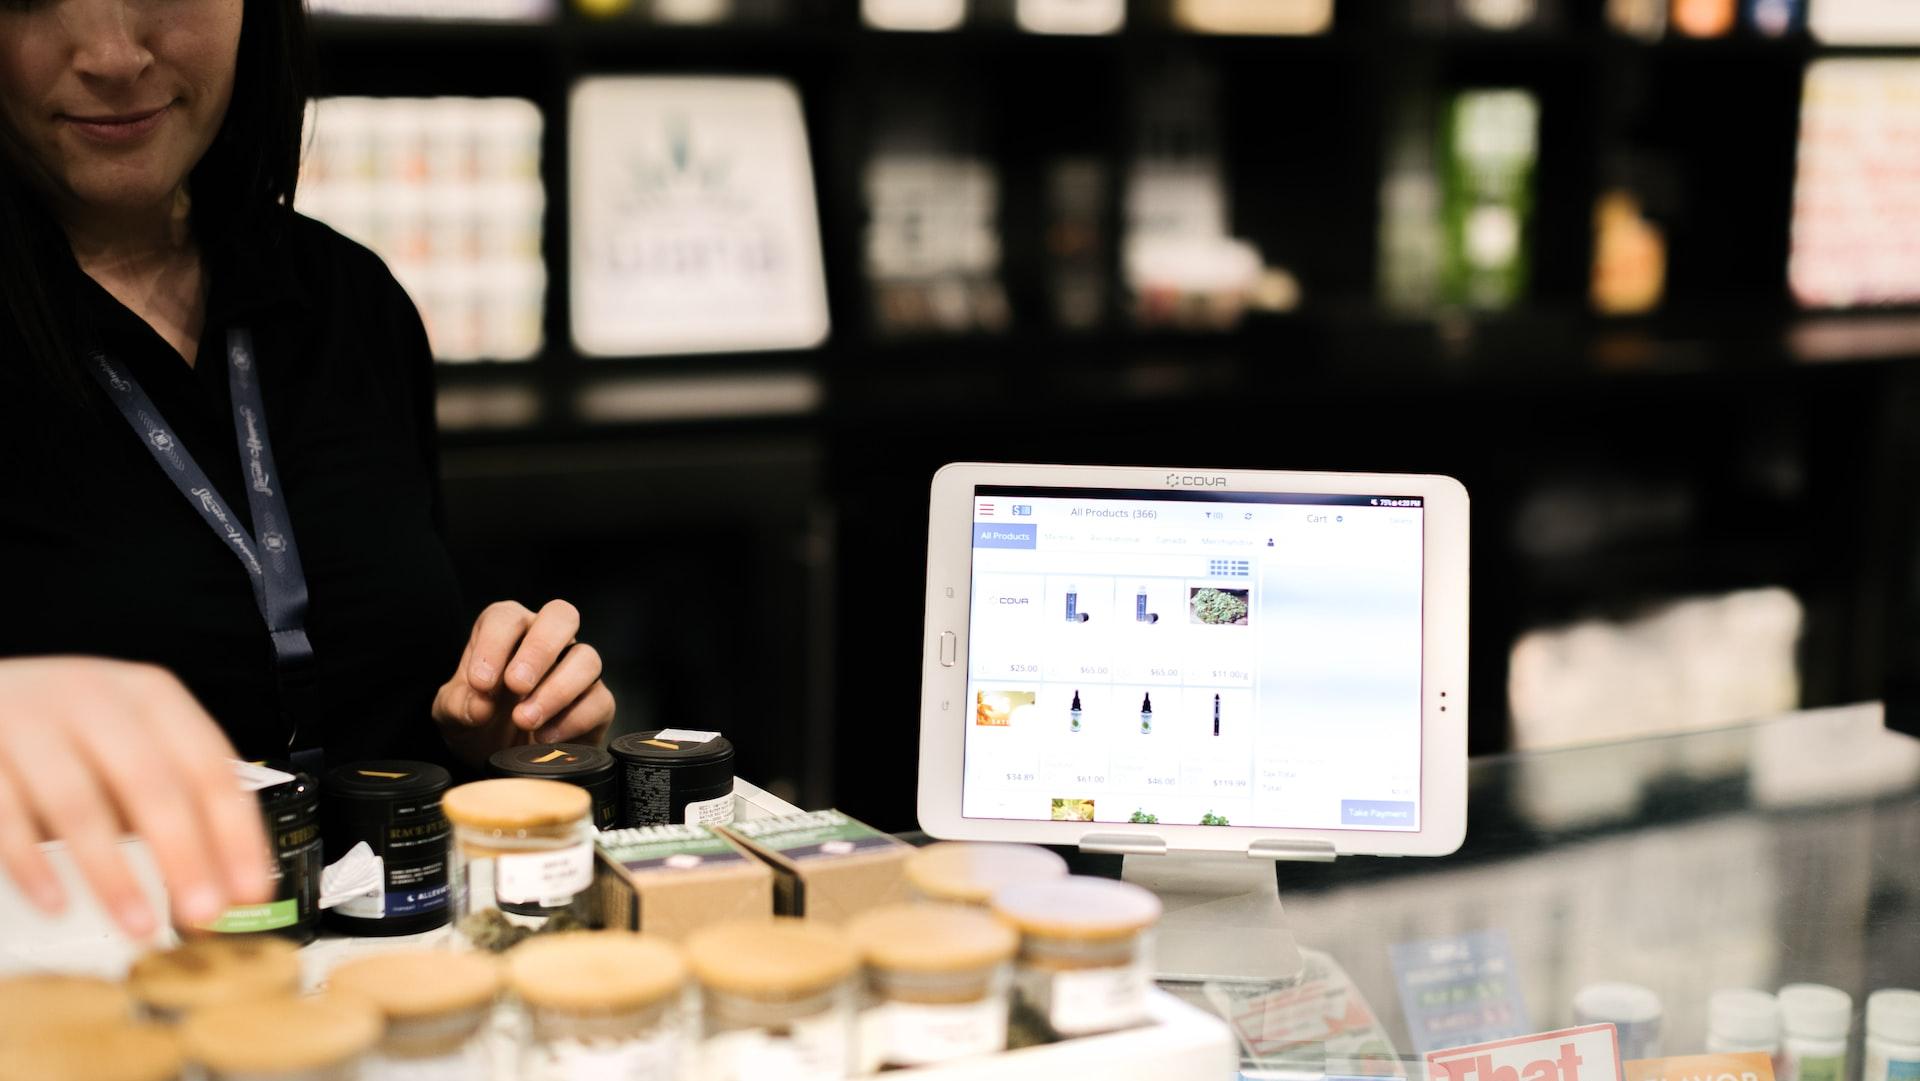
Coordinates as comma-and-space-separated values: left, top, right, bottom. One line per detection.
1080, 833, 1333, 983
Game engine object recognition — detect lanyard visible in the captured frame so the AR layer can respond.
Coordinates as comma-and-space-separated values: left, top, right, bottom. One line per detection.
86, 329, 316, 754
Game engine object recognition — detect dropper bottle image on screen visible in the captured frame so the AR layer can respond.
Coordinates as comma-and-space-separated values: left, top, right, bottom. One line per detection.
1071, 690, 1083, 733
1140, 692, 1153, 734
1214, 692, 1221, 736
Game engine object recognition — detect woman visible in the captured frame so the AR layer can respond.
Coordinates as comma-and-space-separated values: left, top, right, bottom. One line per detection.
0, 0, 613, 936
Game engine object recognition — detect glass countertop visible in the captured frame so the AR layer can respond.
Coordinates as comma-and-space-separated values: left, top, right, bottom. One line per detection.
1119, 705, 1920, 1077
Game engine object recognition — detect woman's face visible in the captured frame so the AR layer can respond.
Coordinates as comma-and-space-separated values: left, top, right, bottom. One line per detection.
0, 0, 242, 224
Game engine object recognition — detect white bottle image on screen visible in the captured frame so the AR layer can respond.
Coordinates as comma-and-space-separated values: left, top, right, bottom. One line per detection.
1071, 690, 1083, 733
1140, 692, 1153, 734
1864, 989, 1920, 1081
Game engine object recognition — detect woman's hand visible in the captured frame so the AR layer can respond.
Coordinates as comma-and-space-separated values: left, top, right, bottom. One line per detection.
0, 657, 273, 938
432, 600, 615, 766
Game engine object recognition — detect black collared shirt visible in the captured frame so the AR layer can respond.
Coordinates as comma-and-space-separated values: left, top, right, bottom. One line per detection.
0, 210, 468, 766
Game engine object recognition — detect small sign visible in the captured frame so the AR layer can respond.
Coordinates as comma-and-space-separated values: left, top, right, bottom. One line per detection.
1428, 1024, 1621, 1081
1391, 929, 1531, 1054
1626, 1053, 1776, 1081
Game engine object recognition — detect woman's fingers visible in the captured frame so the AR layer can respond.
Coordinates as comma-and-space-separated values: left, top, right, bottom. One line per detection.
6, 726, 153, 938
0, 768, 61, 913
513, 642, 602, 732
73, 711, 225, 926
503, 600, 581, 697
533, 679, 615, 746
465, 601, 533, 694
137, 682, 272, 906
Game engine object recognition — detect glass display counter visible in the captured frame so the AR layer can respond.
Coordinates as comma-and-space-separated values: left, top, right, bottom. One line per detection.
1097, 704, 1920, 1077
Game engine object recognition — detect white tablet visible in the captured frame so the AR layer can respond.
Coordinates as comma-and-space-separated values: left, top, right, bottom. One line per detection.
917, 463, 1469, 858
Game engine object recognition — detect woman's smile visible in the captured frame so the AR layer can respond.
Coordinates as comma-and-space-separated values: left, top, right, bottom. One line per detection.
57, 101, 172, 145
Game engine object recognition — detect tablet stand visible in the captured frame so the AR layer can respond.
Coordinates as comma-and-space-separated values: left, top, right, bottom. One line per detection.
1082, 835, 1328, 983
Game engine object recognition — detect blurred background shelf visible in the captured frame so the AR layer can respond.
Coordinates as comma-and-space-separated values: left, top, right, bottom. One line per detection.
302, 0, 1920, 826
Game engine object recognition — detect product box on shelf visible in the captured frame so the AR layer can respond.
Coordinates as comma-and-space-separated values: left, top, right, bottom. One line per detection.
592, 824, 772, 940
719, 809, 912, 923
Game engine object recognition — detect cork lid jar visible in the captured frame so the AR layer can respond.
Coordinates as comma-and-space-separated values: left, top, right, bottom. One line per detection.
180, 995, 382, 1077
0, 973, 134, 1035
0, 1021, 181, 1081
991, 876, 1160, 969
509, 931, 688, 1016
442, 778, 591, 835
905, 843, 1068, 907
128, 937, 302, 1017
328, 950, 502, 1020
845, 903, 1018, 1004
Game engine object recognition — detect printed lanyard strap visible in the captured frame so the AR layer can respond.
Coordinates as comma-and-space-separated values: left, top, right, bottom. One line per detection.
86, 329, 316, 747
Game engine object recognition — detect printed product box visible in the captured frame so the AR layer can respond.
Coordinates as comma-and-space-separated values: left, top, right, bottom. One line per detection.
593, 824, 772, 940
719, 809, 911, 923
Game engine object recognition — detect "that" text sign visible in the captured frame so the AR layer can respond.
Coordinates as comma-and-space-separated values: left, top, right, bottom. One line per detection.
1429, 1024, 1623, 1081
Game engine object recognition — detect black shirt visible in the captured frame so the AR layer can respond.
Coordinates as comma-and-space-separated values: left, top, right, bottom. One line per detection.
0, 211, 468, 766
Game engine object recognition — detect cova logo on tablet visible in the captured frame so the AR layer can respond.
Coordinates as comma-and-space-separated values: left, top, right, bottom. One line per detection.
1165, 474, 1228, 487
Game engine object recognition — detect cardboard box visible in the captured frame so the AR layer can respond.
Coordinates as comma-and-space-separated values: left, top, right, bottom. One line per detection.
593, 825, 773, 940
719, 809, 911, 923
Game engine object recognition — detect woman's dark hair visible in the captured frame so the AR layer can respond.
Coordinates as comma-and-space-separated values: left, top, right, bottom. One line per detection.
0, 0, 312, 400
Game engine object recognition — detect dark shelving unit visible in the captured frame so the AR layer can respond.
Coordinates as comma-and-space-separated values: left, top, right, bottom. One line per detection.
310, 0, 1920, 826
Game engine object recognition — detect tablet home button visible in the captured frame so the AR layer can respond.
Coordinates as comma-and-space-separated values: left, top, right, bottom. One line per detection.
939, 631, 957, 666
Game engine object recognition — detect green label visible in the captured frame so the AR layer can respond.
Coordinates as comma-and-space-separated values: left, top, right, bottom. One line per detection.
1798, 1057, 1844, 1081
201, 899, 298, 934
725, 809, 899, 852
598, 825, 742, 865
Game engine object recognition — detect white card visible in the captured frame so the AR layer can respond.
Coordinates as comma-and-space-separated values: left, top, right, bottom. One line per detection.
570, 78, 830, 357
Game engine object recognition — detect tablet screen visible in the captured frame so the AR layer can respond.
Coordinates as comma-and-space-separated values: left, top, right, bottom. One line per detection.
962, 485, 1426, 832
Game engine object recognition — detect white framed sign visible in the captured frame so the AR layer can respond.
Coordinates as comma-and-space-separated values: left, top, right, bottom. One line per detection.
569, 78, 831, 357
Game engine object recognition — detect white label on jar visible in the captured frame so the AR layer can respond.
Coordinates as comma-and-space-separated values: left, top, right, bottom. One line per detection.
1042, 961, 1150, 1036
494, 842, 593, 906
522, 1032, 680, 1081
652, 729, 721, 744
684, 789, 735, 826
703, 1013, 850, 1081
366, 1045, 489, 1081
874, 998, 1007, 1066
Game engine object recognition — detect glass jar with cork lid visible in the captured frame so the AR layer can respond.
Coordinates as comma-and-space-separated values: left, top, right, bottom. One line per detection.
991, 876, 1161, 1040
904, 842, 1068, 907
326, 950, 501, 1080
844, 902, 1019, 1069
686, 918, 861, 1081
0, 1021, 183, 1081
127, 937, 302, 1022
508, 930, 692, 1080
0, 973, 136, 1034
179, 995, 383, 1081
442, 777, 596, 951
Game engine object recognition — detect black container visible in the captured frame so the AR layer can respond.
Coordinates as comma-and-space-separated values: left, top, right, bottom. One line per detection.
609, 731, 736, 827
212, 762, 321, 944
320, 760, 452, 936
488, 744, 621, 831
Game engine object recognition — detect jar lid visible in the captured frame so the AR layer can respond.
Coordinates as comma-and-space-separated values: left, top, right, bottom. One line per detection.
327, 951, 501, 1020
685, 919, 859, 998
905, 843, 1068, 905
1868, 988, 1920, 1045
128, 937, 302, 1013
0, 1022, 181, 1081
323, 760, 451, 800
490, 743, 617, 782
181, 995, 381, 1073
610, 731, 735, 767
1572, 982, 1663, 1025
442, 777, 590, 830
991, 876, 1161, 941
1709, 989, 1781, 1045
508, 931, 687, 1013
1779, 984, 1852, 1040
845, 903, 1018, 973
0, 974, 134, 1033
